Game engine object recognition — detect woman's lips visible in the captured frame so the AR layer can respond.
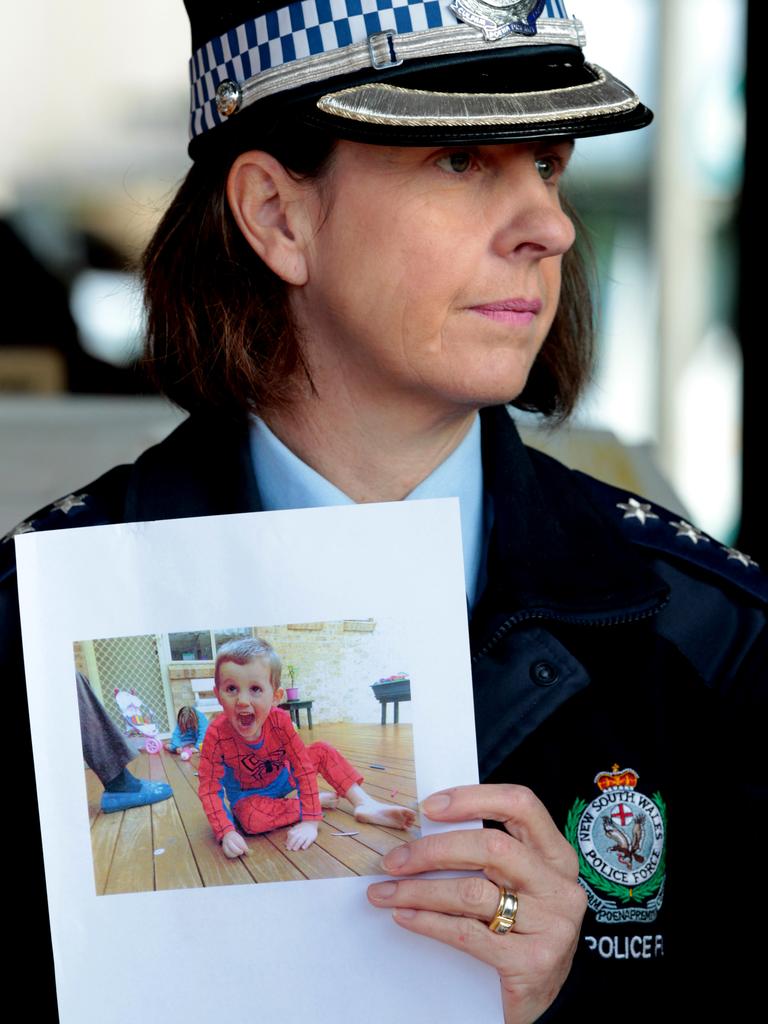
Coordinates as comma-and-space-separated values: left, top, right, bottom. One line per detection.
469, 298, 542, 324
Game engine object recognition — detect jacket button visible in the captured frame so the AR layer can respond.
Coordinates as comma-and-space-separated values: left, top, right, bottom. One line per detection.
530, 661, 559, 686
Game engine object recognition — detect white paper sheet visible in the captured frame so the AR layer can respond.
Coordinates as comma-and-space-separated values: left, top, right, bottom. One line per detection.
16, 499, 503, 1024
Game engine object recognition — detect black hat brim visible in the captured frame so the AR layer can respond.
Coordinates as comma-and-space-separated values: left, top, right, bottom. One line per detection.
189, 44, 652, 158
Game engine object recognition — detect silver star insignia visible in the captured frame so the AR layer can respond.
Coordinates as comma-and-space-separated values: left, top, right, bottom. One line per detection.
617, 497, 659, 526
2, 521, 36, 542
52, 493, 88, 515
722, 546, 759, 568
670, 520, 710, 544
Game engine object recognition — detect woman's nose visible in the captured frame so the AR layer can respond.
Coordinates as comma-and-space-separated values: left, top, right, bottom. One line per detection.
491, 176, 576, 261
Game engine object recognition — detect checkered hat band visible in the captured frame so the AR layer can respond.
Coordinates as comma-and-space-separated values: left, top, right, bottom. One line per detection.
189, 0, 570, 136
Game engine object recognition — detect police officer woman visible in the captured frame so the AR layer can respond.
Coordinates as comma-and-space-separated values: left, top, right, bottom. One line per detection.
3, 1, 765, 1020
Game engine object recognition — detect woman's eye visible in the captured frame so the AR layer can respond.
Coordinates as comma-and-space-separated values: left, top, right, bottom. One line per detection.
436, 151, 474, 174
535, 156, 558, 181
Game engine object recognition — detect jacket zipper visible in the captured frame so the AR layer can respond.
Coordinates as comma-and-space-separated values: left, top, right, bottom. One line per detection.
471, 599, 667, 664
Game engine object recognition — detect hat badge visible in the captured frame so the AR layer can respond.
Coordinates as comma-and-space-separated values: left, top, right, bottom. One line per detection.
215, 80, 242, 118
450, 0, 546, 42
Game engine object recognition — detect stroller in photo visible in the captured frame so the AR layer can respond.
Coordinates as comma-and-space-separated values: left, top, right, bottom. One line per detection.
114, 688, 163, 754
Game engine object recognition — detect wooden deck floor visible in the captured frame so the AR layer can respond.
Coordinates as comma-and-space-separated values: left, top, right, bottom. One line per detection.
87, 722, 419, 895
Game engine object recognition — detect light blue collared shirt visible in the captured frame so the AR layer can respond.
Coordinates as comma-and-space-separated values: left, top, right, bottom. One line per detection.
249, 416, 485, 608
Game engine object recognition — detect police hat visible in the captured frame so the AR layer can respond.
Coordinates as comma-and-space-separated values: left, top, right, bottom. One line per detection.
185, 0, 652, 156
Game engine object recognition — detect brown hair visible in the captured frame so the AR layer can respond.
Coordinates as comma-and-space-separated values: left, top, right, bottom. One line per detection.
177, 705, 199, 734
214, 637, 283, 691
514, 197, 595, 420
143, 131, 594, 421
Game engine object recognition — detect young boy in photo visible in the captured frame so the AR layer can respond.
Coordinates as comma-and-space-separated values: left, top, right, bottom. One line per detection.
198, 637, 416, 856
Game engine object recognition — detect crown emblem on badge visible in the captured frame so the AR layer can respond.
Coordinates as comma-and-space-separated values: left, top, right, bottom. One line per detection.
450, 0, 546, 42
594, 764, 640, 792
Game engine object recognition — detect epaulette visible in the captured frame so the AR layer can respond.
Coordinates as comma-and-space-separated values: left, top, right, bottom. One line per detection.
573, 471, 768, 606
0, 465, 132, 586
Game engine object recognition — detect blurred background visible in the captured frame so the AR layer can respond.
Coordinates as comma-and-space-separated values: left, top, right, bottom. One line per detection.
1, 0, 761, 562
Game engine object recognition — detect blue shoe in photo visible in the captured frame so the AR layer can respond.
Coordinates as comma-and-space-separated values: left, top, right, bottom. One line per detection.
101, 779, 172, 813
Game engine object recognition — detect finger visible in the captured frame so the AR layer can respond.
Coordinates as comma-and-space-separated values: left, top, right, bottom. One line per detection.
381, 827, 547, 893
368, 876, 543, 934
389, 907, 528, 975
286, 832, 311, 851
232, 836, 249, 856
422, 785, 577, 873
224, 841, 246, 858
391, 901, 584, 1024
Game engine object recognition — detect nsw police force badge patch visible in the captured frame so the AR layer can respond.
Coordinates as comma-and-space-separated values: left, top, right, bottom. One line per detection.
565, 765, 666, 924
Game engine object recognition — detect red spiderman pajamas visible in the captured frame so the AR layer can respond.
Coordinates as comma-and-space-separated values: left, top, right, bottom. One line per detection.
198, 707, 363, 841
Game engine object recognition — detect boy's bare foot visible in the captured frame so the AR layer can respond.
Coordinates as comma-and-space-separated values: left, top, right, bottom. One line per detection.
353, 799, 416, 830
319, 792, 339, 810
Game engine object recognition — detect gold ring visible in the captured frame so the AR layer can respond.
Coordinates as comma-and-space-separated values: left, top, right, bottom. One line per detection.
489, 887, 519, 934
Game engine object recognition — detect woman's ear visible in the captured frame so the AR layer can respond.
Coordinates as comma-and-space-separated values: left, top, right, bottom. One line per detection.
227, 151, 315, 286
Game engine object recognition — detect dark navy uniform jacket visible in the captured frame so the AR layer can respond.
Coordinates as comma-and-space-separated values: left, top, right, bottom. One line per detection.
3, 404, 765, 1020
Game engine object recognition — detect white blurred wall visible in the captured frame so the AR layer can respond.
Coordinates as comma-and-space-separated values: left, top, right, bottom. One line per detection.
1, 2, 190, 192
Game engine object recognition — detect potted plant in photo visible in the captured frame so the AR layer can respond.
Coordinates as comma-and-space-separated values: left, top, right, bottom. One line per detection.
285, 664, 299, 701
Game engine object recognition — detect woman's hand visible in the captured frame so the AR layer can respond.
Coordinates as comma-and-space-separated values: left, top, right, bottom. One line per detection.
221, 830, 249, 858
367, 784, 586, 1024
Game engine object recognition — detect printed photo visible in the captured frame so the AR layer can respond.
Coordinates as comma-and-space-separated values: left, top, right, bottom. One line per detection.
18, 501, 486, 1024
75, 620, 418, 895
